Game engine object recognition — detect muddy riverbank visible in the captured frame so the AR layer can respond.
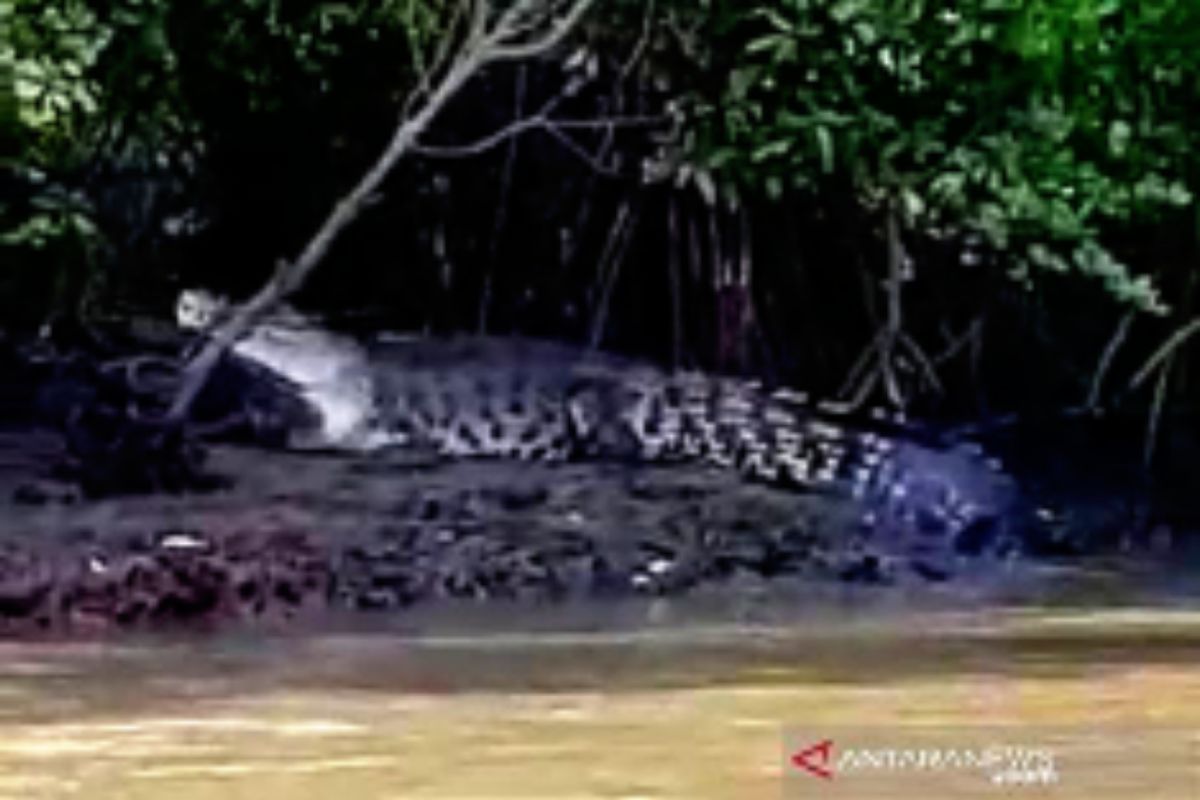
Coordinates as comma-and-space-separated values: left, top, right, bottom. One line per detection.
0, 420, 1192, 637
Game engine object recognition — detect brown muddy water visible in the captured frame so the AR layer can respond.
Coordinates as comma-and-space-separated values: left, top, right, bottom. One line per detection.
0, 599, 1198, 799
1, 432, 1197, 797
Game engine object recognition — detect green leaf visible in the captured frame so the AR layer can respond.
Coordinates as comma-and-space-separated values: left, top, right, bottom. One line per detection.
814, 125, 834, 173
830, 0, 868, 23
765, 175, 784, 200
1167, 182, 1192, 206
706, 147, 738, 170
746, 34, 784, 56
772, 38, 798, 65
751, 7, 795, 34
728, 67, 759, 101
1107, 120, 1131, 157
899, 186, 925, 223
751, 139, 792, 162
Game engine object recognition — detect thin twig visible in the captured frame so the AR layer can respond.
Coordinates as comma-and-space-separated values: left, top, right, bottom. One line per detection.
540, 125, 628, 177
835, 202, 920, 409
838, 329, 886, 400
1144, 354, 1172, 468
587, 199, 638, 349
685, 201, 704, 283
621, 0, 656, 79
559, 1, 658, 271
1127, 315, 1200, 393
1085, 310, 1135, 411
705, 202, 723, 291
478, 63, 528, 333
970, 313, 990, 414
558, 105, 620, 271
487, 0, 596, 61
848, 369, 881, 411
401, 3, 471, 121
413, 114, 667, 158
667, 195, 684, 369
933, 316, 983, 365
899, 332, 943, 395
732, 202, 759, 373
879, 204, 905, 407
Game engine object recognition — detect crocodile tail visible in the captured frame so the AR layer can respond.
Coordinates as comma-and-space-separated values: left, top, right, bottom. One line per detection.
574, 369, 1020, 553
766, 388, 1022, 555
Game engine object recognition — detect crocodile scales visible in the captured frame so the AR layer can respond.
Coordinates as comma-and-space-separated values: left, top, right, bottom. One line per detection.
177, 290, 1020, 554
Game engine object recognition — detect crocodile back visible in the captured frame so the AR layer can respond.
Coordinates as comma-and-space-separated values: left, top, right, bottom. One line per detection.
366, 336, 635, 460
360, 335, 1018, 548
175, 282, 1021, 553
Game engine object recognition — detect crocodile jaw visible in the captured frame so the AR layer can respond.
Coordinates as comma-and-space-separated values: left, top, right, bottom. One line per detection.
234, 324, 391, 451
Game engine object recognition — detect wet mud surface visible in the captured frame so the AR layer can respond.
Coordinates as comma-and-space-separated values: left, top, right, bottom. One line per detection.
0, 428, 1186, 637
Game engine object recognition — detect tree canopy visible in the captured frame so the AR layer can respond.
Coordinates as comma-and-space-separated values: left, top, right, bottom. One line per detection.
6, 0, 1200, 428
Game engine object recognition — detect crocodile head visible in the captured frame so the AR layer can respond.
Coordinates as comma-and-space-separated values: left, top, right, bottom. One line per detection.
175, 288, 395, 451
176, 288, 228, 331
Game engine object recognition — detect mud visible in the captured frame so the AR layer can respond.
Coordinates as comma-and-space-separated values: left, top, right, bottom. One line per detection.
0, 421, 1102, 637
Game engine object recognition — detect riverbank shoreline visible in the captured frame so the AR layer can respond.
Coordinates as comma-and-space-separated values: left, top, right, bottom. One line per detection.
0, 423, 1191, 639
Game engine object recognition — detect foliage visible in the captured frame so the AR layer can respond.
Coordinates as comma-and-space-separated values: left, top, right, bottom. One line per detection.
682, 0, 1200, 313
7, 0, 1200, 419
6, 0, 454, 162
3, 0, 107, 323
3, 0, 458, 324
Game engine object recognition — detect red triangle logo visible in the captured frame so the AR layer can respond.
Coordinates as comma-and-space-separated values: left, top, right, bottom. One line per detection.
791, 738, 835, 780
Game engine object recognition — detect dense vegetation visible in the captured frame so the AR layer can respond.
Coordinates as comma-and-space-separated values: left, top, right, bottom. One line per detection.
6, 0, 1200, 459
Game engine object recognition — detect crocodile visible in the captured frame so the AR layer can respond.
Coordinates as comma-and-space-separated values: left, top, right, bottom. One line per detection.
176, 290, 1022, 556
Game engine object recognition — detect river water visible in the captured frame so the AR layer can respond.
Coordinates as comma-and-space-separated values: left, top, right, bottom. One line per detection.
0, 594, 1198, 799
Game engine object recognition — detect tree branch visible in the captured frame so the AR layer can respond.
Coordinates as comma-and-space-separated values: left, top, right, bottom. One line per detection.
166, 0, 598, 427
1085, 310, 1135, 411
402, 3, 470, 120
478, 63, 528, 333
1127, 315, 1200, 394
933, 317, 983, 365
540, 124, 629, 176
413, 114, 667, 158
899, 332, 944, 396
488, 0, 597, 61
587, 198, 638, 349
1144, 354, 1172, 468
